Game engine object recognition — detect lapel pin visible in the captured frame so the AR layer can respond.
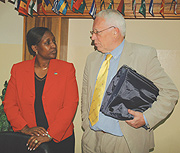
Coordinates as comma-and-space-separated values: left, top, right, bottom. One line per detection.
54, 72, 58, 75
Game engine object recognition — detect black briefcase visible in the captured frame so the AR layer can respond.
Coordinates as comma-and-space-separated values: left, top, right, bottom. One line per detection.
100, 65, 159, 120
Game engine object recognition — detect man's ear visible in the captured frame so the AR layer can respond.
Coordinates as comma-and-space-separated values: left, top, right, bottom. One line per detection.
114, 27, 119, 35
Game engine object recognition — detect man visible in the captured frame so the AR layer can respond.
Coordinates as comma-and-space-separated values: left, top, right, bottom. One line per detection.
81, 9, 179, 153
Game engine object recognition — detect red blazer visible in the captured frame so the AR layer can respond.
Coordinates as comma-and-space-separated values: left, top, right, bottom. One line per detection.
3, 57, 79, 142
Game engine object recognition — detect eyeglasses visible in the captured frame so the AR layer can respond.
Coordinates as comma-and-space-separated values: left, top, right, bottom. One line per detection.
90, 26, 115, 35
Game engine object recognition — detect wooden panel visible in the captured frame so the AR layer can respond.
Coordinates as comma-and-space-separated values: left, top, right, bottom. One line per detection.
23, 16, 68, 61
23, 17, 36, 61
60, 18, 69, 61
34, 0, 180, 19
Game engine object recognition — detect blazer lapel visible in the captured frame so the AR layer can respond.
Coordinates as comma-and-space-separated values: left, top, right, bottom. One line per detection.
43, 59, 60, 94
118, 40, 134, 70
90, 53, 105, 92
23, 57, 35, 96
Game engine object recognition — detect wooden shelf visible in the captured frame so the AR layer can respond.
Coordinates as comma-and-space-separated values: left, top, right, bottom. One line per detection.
31, 0, 180, 19
34, 10, 180, 19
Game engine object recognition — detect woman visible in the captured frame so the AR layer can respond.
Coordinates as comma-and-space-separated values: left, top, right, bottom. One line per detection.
3, 27, 79, 153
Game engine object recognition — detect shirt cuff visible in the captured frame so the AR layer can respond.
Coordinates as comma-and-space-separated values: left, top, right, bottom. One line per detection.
143, 114, 150, 129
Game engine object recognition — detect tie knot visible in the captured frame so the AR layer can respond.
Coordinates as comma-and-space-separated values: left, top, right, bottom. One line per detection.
106, 54, 113, 61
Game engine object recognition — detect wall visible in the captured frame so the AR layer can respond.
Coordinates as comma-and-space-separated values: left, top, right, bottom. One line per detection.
0, 1, 23, 97
67, 19, 180, 153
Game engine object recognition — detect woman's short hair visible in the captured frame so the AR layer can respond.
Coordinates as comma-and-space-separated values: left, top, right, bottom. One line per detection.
26, 27, 51, 56
96, 9, 126, 37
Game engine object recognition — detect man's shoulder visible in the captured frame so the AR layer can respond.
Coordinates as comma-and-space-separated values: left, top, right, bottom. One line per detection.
125, 41, 157, 56
125, 41, 154, 49
125, 41, 155, 52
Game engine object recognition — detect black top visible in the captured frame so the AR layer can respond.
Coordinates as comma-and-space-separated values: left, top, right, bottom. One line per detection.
34, 73, 75, 153
34, 73, 48, 130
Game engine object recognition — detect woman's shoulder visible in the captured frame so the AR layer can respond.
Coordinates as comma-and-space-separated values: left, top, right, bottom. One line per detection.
50, 59, 75, 72
12, 59, 34, 70
51, 59, 73, 66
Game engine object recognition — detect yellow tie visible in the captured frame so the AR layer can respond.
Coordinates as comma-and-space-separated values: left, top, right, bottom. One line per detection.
89, 54, 113, 126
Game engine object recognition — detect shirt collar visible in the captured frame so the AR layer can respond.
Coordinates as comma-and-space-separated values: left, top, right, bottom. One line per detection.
105, 39, 125, 59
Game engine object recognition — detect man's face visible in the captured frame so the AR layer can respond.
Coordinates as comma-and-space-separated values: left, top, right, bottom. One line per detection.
91, 17, 115, 53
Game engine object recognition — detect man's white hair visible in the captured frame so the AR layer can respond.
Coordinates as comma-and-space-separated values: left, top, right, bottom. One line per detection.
96, 9, 126, 37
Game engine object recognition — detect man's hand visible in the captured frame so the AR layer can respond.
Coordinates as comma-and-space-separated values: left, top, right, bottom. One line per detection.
125, 109, 145, 128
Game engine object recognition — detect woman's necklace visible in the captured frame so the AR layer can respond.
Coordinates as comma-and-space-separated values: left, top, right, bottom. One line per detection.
35, 59, 49, 71
35, 64, 49, 70
42, 67, 48, 70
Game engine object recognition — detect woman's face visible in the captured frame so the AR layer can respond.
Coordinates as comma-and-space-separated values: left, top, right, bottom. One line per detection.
35, 31, 57, 60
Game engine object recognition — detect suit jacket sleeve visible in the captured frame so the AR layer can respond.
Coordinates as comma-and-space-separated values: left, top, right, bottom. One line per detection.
3, 64, 28, 131
143, 47, 179, 129
81, 59, 90, 131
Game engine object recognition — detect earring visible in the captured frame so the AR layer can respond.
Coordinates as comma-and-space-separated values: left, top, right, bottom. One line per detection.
36, 51, 38, 55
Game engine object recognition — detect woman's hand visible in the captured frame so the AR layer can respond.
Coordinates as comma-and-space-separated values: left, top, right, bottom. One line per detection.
21, 125, 48, 137
26, 135, 51, 151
